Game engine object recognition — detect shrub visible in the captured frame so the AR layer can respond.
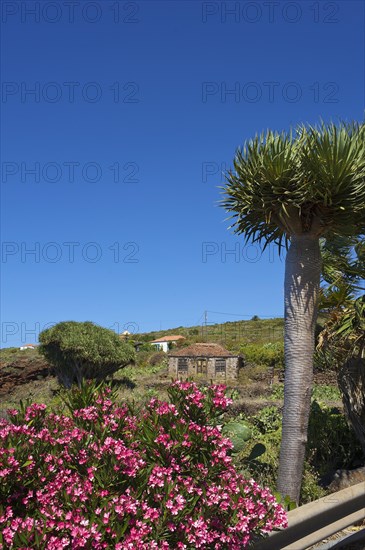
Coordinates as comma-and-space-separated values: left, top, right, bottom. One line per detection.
251, 406, 282, 434
311, 385, 341, 401
0, 382, 287, 548
239, 342, 284, 369
233, 401, 363, 504
269, 384, 340, 403
307, 400, 363, 476
38, 321, 136, 388
148, 351, 166, 367
268, 384, 284, 400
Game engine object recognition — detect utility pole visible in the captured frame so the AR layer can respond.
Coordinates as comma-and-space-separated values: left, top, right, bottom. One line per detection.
201, 310, 207, 341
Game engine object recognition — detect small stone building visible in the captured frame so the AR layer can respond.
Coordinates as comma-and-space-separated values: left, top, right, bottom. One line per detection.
168, 343, 243, 381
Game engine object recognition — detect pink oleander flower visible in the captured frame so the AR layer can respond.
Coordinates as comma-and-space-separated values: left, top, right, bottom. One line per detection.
0, 381, 287, 548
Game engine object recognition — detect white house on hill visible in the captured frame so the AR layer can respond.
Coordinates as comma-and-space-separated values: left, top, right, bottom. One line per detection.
150, 335, 185, 352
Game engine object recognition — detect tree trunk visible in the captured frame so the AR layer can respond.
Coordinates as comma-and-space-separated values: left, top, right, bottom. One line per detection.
277, 234, 321, 504
338, 357, 365, 455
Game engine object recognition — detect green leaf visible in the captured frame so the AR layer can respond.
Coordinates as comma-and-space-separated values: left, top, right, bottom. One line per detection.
248, 443, 266, 460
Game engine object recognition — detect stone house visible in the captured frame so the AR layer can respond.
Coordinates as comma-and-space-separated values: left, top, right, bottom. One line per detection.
168, 343, 243, 381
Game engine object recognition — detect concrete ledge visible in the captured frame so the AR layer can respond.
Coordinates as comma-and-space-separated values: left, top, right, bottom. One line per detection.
315, 527, 365, 549
253, 482, 365, 550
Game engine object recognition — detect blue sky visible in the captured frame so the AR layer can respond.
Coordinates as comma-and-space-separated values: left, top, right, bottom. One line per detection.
1, 0, 364, 347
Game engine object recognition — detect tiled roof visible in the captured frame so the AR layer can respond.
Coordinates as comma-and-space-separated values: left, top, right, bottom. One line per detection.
151, 335, 185, 343
169, 343, 235, 357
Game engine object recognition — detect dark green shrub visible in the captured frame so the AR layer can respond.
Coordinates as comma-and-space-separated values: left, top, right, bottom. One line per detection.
307, 400, 363, 476
232, 401, 359, 504
39, 321, 136, 388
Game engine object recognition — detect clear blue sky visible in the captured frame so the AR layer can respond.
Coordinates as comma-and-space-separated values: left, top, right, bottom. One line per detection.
1, 0, 364, 347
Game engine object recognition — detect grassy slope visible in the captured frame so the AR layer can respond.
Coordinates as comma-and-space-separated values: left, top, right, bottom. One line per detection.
134, 317, 284, 351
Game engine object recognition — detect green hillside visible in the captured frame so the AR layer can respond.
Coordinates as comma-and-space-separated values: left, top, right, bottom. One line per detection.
134, 317, 284, 352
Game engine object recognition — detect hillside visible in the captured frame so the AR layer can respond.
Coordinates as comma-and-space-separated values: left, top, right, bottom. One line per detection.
134, 317, 284, 351
0, 317, 338, 414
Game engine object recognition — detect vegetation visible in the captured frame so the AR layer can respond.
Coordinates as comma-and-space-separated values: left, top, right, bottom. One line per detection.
239, 342, 284, 369
133, 317, 284, 352
0, 347, 36, 363
317, 295, 365, 453
1, 312, 361, 521
222, 120, 365, 503
0, 381, 287, 548
230, 401, 362, 506
38, 321, 136, 388
269, 384, 341, 402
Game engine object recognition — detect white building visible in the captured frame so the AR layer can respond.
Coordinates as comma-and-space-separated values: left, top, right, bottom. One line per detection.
150, 335, 185, 353
19, 344, 36, 350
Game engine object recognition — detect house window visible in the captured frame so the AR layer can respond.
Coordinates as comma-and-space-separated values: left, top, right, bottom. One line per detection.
215, 358, 226, 375
197, 358, 207, 375
177, 357, 188, 373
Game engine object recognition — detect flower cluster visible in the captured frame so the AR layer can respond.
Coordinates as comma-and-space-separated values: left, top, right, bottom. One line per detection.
0, 381, 287, 548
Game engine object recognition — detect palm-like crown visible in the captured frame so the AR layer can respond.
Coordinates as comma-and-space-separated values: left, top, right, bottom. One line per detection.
221, 121, 365, 251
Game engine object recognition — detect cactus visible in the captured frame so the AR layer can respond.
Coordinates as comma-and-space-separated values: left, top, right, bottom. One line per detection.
222, 421, 252, 453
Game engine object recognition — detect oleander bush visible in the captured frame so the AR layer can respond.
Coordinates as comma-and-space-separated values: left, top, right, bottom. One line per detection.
0, 381, 287, 549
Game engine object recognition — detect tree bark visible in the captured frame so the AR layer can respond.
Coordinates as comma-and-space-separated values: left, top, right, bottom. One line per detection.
277, 234, 321, 504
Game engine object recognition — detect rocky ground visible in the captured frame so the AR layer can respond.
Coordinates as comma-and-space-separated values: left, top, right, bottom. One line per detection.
0, 354, 52, 396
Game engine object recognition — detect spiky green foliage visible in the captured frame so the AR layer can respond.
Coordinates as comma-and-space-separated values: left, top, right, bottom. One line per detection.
321, 235, 364, 289
333, 295, 365, 352
222, 121, 365, 251
39, 321, 136, 388
320, 235, 365, 310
